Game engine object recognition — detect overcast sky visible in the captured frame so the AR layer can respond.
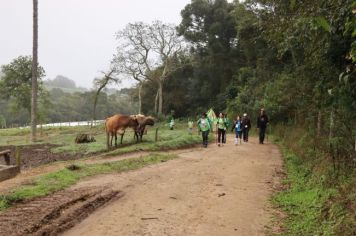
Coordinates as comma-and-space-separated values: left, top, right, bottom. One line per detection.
0, 0, 191, 89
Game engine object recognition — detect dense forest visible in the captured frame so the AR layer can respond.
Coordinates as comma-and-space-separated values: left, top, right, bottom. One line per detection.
132, 0, 356, 234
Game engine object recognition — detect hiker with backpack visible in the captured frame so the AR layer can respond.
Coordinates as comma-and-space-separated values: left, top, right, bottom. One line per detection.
216, 112, 229, 146
241, 113, 251, 142
197, 113, 212, 148
231, 115, 242, 145
257, 108, 269, 144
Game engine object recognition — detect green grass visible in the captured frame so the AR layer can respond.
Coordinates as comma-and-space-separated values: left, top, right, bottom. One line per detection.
107, 126, 202, 156
272, 147, 338, 236
0, 122, 203, 156
0, 153, 177, 211
270, 124, 356, 236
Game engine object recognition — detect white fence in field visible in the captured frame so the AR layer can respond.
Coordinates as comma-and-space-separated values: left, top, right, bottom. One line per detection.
17, 120, 105, 129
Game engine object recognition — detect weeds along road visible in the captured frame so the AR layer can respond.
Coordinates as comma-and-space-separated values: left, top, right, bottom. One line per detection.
63, 134, 282, 236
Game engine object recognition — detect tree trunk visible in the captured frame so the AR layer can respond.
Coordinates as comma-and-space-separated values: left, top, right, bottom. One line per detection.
138, 82, 142, 114
92, 88, 103, 128
329, 109, 334, 142
158, 81, 163, 115
31, 0, 38, 142
154, 89, 159, 114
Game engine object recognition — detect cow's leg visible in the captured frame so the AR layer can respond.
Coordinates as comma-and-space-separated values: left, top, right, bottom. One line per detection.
140, 128, 144, 142
110, 133, 113, 147
120, 131, 125, 144
135, 131, 139, 143
115, 133, 118, 147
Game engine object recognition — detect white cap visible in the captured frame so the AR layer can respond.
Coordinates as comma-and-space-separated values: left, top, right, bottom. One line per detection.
243, 113, 247, 116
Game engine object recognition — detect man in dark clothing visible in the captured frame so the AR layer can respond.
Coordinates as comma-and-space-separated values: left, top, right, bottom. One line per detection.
241, 113, 251, 142
257, 108, 269, 144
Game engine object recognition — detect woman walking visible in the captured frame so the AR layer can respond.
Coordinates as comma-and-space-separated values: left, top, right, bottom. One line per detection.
216, 113, 229, 146
197, 113, 212, 148
232, 115, 242, 145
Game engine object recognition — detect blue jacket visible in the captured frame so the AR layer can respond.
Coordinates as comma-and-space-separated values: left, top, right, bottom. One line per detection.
233, 120, 242, 133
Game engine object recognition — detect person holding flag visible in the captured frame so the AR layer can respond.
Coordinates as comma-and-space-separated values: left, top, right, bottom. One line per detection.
206, 108, 217, 143
197, 113, 212, 148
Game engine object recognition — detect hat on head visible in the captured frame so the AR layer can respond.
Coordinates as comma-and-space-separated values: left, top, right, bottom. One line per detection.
243, 113, 247, 116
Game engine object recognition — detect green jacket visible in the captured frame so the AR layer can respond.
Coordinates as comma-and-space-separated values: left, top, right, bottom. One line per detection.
216, 117, 230, 130
197, 117, 212, 132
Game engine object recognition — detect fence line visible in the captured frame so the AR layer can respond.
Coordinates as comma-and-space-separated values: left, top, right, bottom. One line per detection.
12, 120, 106, 129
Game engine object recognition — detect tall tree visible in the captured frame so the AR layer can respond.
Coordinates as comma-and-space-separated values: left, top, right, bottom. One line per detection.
113, 48, 146, 114
115, 21, 185, 115
0, 56, 45, 114
92, 68, 119, 127
177, 0, 238, 111
31, 0, 38, 141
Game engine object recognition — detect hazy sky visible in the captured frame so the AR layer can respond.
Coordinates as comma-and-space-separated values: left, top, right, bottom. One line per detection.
0, 0, 191, 89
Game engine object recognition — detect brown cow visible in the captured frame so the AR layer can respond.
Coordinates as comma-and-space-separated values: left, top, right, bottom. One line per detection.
105, 114, 138, 149
132, 115, 155, 142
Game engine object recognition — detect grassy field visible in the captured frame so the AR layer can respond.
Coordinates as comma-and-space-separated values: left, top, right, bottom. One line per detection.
0, 122, 203, 155
0, 153, 177, 211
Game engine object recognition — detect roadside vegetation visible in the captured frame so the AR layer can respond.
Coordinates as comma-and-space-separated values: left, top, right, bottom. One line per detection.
271, 125, 355, 236
0, 153, 177, 211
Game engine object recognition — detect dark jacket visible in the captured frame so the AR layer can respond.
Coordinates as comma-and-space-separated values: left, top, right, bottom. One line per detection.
241, 117, 251, 130
257, 114, 269, 129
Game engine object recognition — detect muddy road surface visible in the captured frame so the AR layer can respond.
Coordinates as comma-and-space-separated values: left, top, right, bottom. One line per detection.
63, 135, 283, 236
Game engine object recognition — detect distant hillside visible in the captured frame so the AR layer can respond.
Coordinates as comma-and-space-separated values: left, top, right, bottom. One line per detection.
45, 85, 88, 93
44, 75, 88, 93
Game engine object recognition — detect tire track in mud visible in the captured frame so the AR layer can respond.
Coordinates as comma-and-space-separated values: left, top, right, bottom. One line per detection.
0, 187, 123, 236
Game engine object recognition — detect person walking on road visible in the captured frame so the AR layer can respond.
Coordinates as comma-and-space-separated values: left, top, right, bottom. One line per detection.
216, 113, 229, 146
241, 113, 251, 142
197, 113, 212, 148
232, 115, 242, 145
257, 108, 269, 144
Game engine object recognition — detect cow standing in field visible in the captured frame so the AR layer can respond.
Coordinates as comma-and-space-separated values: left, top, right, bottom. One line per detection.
105, 114, 138, 149
132, 115, 155, 142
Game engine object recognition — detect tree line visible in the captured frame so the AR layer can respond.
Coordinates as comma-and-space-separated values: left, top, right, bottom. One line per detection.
1, 0, 354, 151
0, 56, 137, 127
120, 0, 355, 165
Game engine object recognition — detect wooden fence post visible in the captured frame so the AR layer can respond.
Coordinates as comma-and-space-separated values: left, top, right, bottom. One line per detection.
15, 146, 21, 169
155, 128, 159, 142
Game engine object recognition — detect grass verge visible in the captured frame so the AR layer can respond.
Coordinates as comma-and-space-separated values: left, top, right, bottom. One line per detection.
272, 147, 336, 235
0, 153, 177, 211
107, 131, 202, 156
272, 144, 355, 235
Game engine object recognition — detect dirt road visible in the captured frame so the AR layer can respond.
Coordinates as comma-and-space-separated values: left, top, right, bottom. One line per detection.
63, 135, 282, 236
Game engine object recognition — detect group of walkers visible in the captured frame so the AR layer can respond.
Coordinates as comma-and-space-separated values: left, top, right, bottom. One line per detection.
196, 108, 269, 148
